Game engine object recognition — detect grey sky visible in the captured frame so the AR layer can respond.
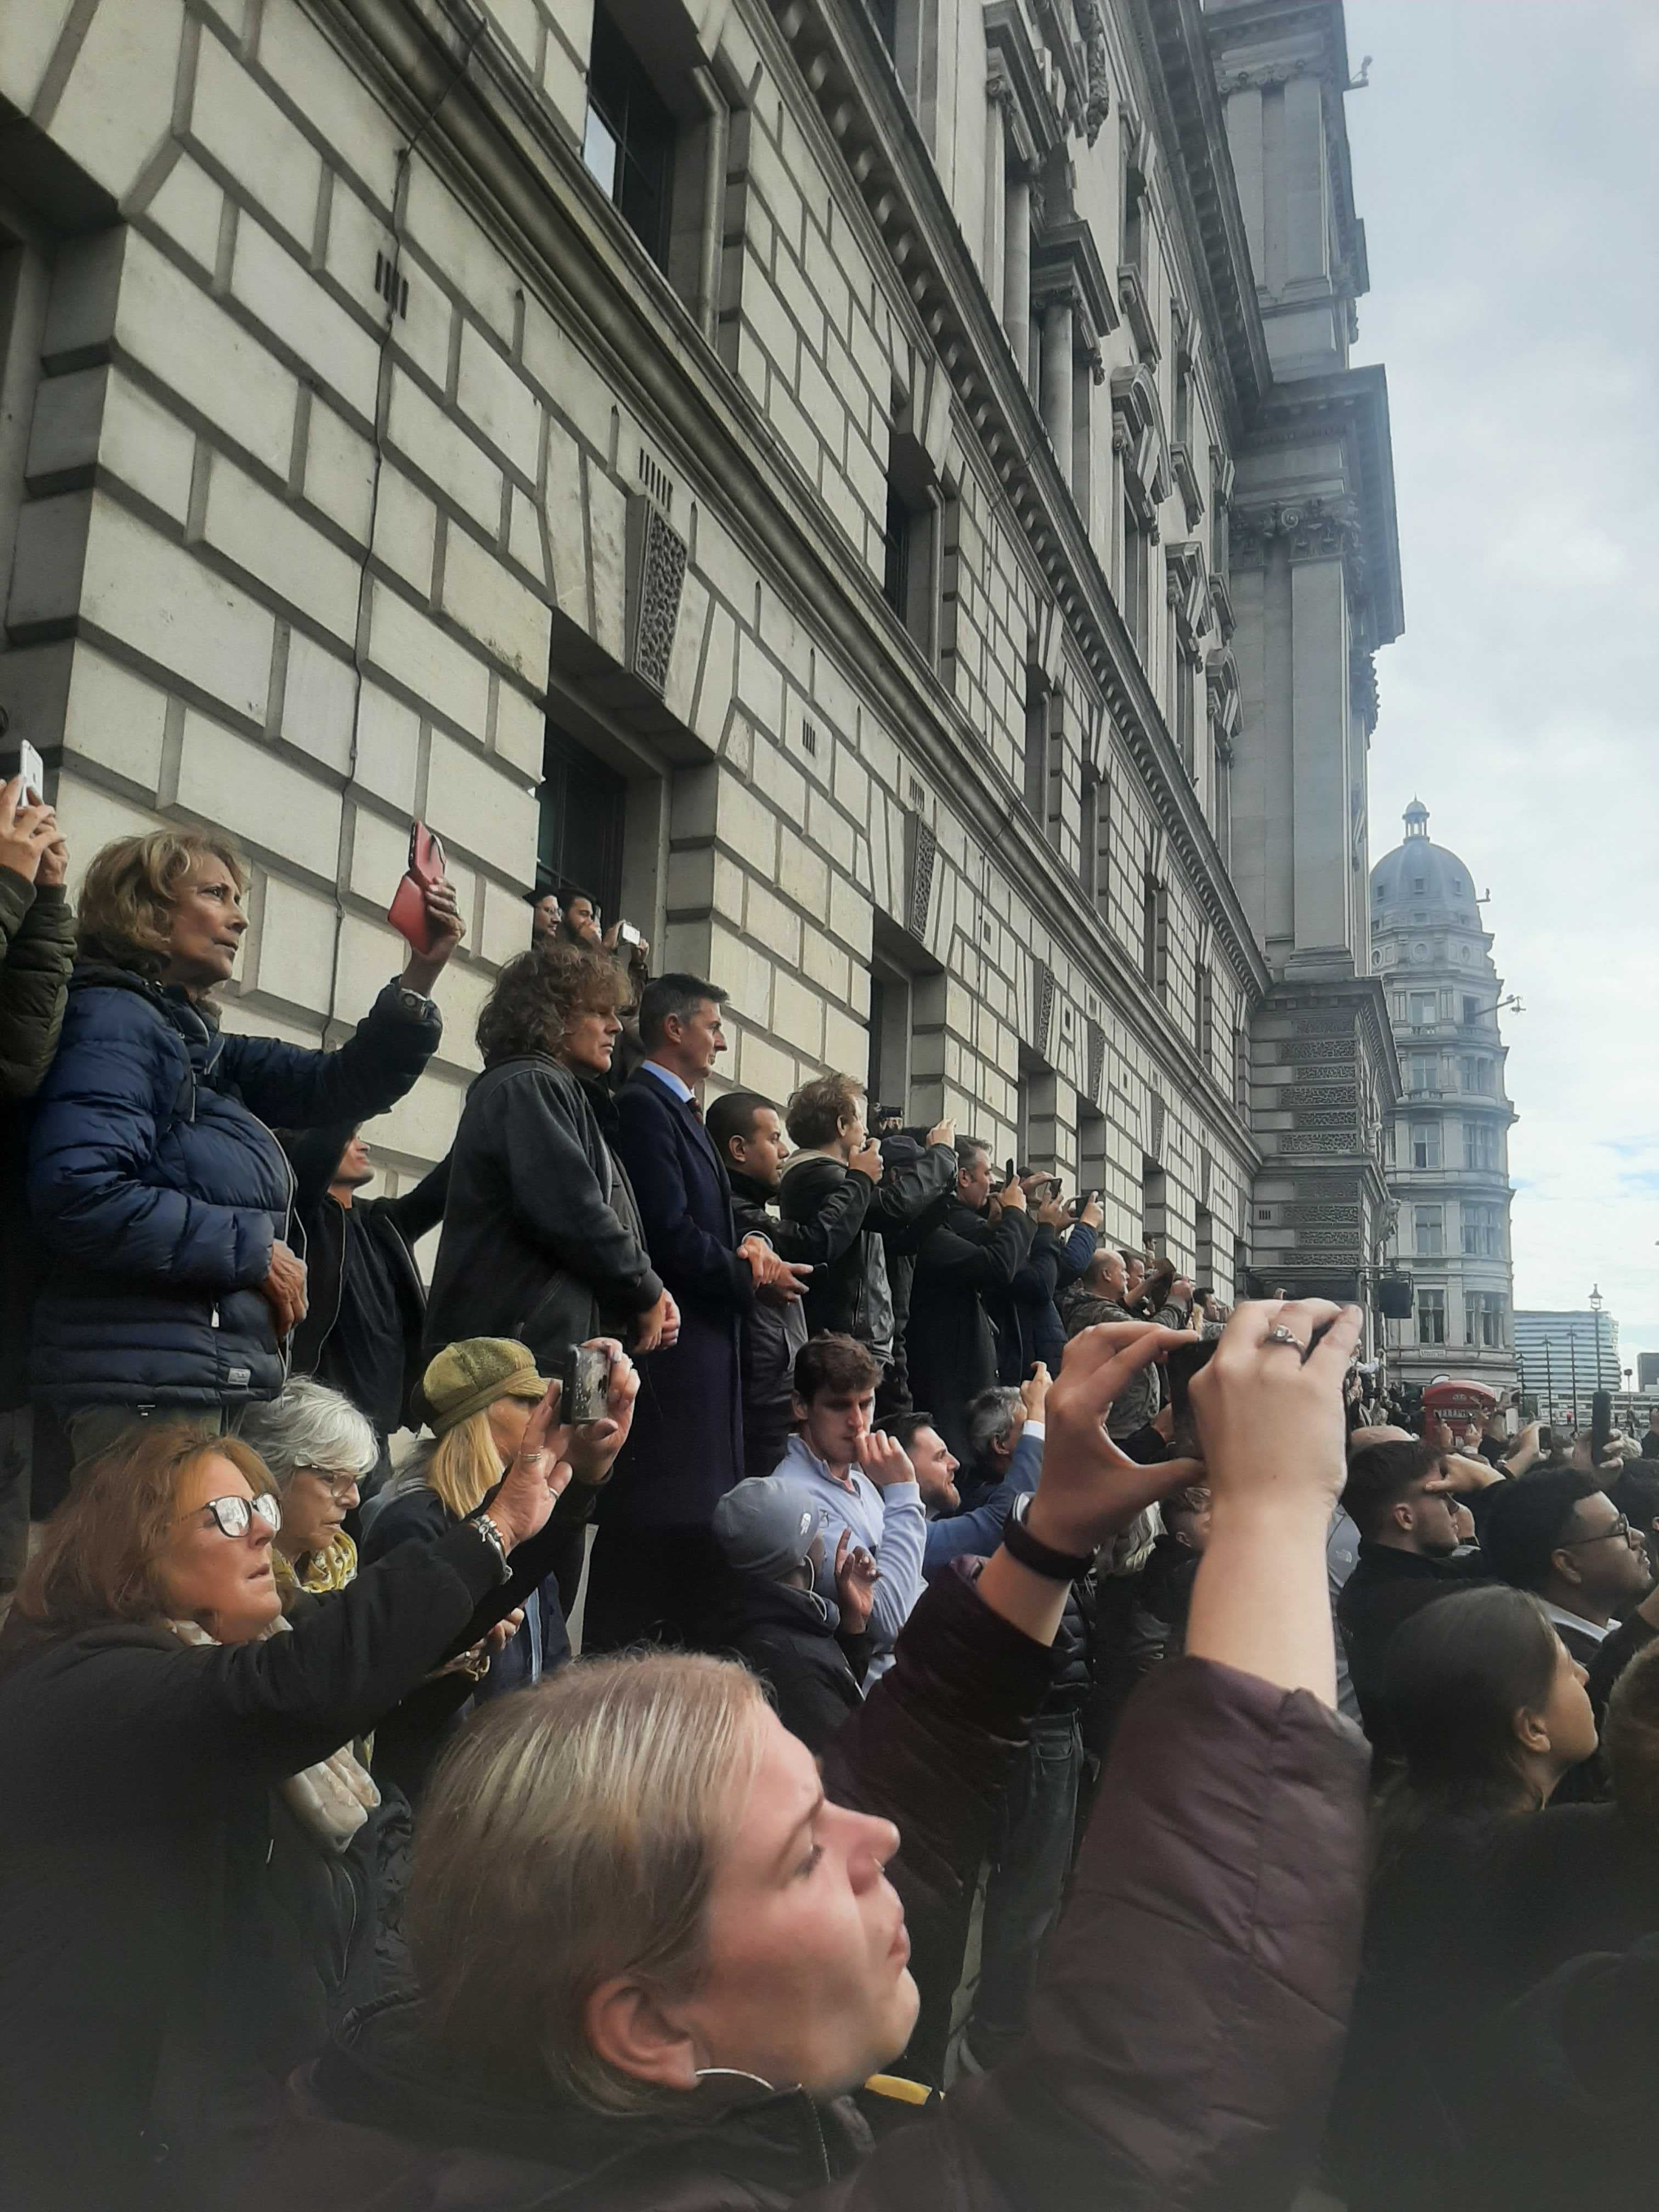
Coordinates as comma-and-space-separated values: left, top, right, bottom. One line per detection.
1344, 0, 1659, 1377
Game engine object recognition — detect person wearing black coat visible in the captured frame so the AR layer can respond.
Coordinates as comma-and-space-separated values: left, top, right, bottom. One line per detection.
593, 975, 805, 1650
283, 1123, 450, 1465
905, 1141, 1036, 1463
989, 1196, 1098, 1386
776, 1076, 957, 1406
422, 946, 669, 1373
25, 828, 456, 1446
0, 1381, 594, 2211
706, 1090, 871, 1479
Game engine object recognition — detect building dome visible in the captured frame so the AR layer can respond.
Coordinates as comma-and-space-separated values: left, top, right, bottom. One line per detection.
1369, 799, 1482, 927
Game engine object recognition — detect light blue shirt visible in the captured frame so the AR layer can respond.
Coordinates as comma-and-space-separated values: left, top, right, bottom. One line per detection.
771, 1432, 926, 1677
640, 1059, 693, 1104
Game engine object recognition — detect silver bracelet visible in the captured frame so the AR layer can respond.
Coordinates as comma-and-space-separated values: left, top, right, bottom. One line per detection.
470, 1511, 512, 1582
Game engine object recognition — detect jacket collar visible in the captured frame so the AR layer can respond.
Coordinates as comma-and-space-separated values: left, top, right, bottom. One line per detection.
309, 1993, 866, 2193
70, 959, 222, 1067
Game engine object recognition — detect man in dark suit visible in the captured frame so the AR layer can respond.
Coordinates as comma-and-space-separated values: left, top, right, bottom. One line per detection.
586, 973, 807, 1649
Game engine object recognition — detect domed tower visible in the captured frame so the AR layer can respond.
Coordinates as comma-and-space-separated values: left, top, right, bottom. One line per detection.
1369, 801, 1517, 1391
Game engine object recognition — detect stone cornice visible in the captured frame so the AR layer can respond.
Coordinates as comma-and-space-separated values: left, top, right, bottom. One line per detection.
1240, 365, 1404, 645
318, 0, 1271, 1060
983, 1, 1065, 175
1030, 216, 1119, 374
1126, 0, 1271, 435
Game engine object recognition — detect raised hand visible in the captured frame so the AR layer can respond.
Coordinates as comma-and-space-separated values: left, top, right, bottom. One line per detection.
850, 1142, 884, 1183
834, 1526, 880, 1635
0, 777, 58, 885
1185, 1299, 1362, 1523
1019, 1362, 1051, 1421
856, 1429, 916, 1491
564, 1340, 639, 1487
401, 876, 465, 992
926, 1117, 956, 1150
488, 1379, 574, 1548
1021, 1322, 1194, 1559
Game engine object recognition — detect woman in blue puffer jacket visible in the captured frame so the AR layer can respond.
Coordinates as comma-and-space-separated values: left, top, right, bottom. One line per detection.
27, 828, 461, 1459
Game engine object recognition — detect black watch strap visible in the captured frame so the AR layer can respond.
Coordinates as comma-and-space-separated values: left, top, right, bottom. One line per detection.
1002, 1496, 1095, 1582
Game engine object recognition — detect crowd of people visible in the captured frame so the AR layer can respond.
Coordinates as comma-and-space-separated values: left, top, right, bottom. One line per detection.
0, 797, 1652, 2208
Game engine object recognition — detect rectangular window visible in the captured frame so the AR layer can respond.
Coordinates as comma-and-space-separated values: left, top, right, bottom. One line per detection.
1142, 871, 1167, 998
1463, 994, 1481, 1026
1458, 1055, 1495, 1095
1414, 1204, 1444, 1258
1195, 959, 1213, 1064
1464, 1119, 1500, 1171
1464, 1291, 1506, 1349
1123, 503, 1149, 659
882, 484, 911, 620
1410, 1121, 1441, 1170
1023, 675, 1049, 821
1175, 650, 1197, 775
1081, 771, 1109, 915
1408, 991, 1436, 1026
1462, 1203, 1503, 1259
1409, 1053, 1437, 1093
583, 3, 676, 269
1418, 1288, 1447, 1346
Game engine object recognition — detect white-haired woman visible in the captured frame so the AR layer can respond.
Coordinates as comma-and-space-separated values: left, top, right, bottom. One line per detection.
243, 1304, 1374, 2212
238, 1377, 379, 1598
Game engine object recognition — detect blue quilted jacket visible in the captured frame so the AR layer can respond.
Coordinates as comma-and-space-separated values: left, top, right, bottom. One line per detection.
27, 965, 441, 1412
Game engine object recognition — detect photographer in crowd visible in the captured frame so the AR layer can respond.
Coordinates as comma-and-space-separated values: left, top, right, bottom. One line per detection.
27, 830, 459, 1461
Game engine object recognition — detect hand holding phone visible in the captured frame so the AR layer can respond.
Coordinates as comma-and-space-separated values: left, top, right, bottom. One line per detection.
388, 822, 447, 956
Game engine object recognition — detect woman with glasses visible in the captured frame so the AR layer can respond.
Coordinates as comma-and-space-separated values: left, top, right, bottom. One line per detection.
1327, 1585, 1598, 2211
0, 1374, 631, 2210
237, 1376, 378, 1596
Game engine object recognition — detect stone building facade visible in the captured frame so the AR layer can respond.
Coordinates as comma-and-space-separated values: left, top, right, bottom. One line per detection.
1372, 800, 1518, 1392
0, 0, 1400, 1306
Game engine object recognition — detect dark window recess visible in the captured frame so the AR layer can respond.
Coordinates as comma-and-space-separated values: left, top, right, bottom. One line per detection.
882, 484, 911, 618
800, 720, 818, 756
582, 4, 675, 270
539, 723, 628, 924
373, 250, 408, 318
871, 0, 900, 56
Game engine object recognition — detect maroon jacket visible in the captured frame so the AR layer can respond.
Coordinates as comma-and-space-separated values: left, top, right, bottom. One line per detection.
232, 1578, 1369, 2212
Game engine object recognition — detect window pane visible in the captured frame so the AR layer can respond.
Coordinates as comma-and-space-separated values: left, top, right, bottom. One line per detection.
582, 105, 619, 197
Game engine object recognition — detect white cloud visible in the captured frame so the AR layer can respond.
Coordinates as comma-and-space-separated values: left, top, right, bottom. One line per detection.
1346, 0, 1659, 1369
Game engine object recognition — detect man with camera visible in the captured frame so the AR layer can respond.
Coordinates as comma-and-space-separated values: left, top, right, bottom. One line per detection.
905, 1138, 1037, 1463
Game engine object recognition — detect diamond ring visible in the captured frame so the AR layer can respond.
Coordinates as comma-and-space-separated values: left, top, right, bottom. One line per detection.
1264, 1325, 1308, 1353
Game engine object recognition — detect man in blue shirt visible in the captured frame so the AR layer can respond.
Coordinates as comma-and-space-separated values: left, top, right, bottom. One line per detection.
770, 1332, 924, 1677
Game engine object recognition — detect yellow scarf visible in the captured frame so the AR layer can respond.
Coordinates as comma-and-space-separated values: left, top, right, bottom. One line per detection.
274, 1528, 358, 1596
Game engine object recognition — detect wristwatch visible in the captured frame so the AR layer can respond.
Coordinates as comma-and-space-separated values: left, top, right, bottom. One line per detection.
391, 979, 437, 1020
465, 1509, 513, 1583
1003, 1492, 1095, 1582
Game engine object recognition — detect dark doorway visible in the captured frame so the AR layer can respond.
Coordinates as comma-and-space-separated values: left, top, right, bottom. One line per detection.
539, 722, 628, 924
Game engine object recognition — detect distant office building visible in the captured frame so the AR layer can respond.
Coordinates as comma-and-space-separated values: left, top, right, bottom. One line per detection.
1638, 1352, 1659, 1393
1515, 1297, 1622, 1417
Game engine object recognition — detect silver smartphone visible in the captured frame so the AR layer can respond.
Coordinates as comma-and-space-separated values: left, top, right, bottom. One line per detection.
558, 1342, 611, 1425
15, 741, 43, 800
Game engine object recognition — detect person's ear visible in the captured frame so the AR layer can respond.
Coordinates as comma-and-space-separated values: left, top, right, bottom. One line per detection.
1389, 1498, 1415, 1536
584, 1978, 701, 2094
1551, 1544, 1583, 1589
790, 1392, 809, 1424
1513, 1703, 1553, 1758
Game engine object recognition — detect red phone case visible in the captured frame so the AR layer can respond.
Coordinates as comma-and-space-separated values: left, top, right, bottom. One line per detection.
387, 822, 445, 956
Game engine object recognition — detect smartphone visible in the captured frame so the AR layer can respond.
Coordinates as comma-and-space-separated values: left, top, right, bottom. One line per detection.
387, 821, 445, 955
557, 1342, 611, 1425
1537, 1424, 1553, 1453
1005, 1157, 1016, 1184
1049, 1184, 1064, 1210
616, 920, 641, 947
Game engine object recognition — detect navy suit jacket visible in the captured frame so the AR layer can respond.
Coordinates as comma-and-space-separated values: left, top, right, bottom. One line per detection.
607, 1069, 752, 1527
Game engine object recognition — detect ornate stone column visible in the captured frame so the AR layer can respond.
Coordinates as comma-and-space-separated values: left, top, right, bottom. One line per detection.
1003, 171, 1031, 384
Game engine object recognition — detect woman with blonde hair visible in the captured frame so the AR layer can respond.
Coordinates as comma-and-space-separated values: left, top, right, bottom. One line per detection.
25, 826, 462, 1459
362, 1336, 629, 1798
246, 1304, 1376, 2212
0, 1373, 593, 2209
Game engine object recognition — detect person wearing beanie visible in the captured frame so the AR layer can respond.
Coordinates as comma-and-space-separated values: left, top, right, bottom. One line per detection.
359, 1338, 608, 1799
703, 1472, 877, 1754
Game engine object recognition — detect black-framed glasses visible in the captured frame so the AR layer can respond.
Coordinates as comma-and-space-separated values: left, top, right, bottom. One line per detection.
1562, 1513, 1634, 1549
191, 1493, 282, 1539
